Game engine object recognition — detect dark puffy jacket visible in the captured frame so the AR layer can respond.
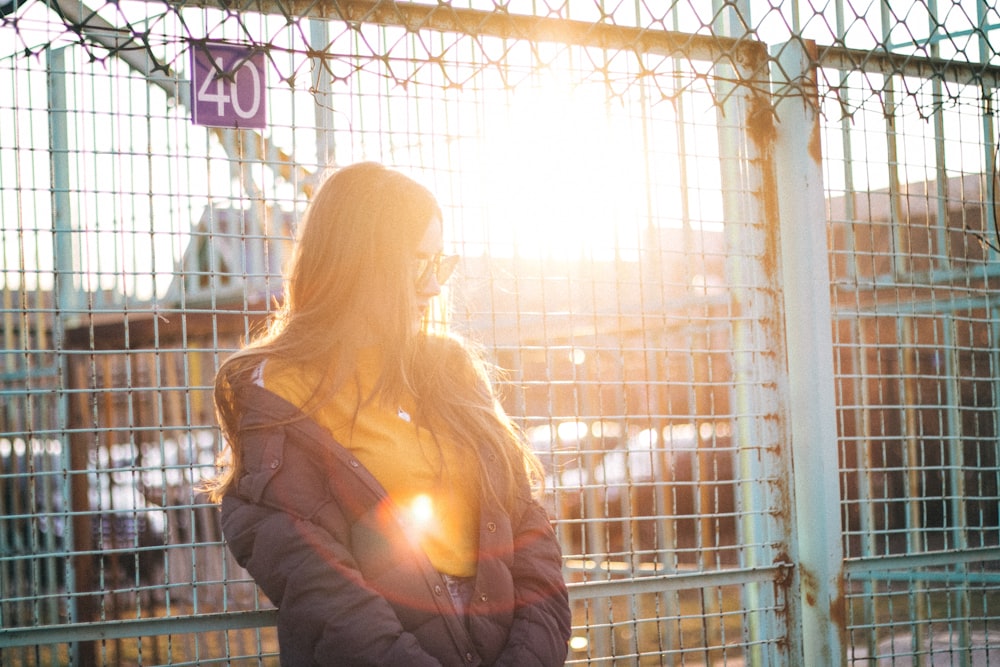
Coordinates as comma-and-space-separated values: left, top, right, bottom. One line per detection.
220, 381, 572, 666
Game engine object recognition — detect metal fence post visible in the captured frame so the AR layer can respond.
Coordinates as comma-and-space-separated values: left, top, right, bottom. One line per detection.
47, 45, 94, 667
714, 24, 796, 663
771, 39, 846, 665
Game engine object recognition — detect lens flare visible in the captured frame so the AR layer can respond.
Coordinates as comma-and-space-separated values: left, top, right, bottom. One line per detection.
409, 493, 434, 527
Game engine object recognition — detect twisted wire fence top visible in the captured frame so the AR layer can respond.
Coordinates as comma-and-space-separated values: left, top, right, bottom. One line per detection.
5, 0, 1000, 122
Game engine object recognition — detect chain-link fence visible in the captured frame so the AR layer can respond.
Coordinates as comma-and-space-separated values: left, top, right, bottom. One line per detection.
2, 1, 999, 665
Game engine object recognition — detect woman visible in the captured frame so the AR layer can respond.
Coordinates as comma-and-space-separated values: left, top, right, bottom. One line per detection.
205, 162, 571, 666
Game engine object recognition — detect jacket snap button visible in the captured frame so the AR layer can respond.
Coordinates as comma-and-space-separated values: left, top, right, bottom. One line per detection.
434, 585, 442, 595
465, 652, 474, 662
349, 460, 360, 468
479, 594, 487, 602
486, 521, 496, 532
269, 459, 280, 469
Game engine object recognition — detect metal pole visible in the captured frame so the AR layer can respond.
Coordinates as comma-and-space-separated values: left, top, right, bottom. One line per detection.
979, 0, 999, 264
311, 19, 336, 167
713, 1, 798, 661
771, 39, 846, 666
941, 316, 972, 667
712, 1, 796, 661
47, 46, 97, 667
928, 1, 951, 273
48, 49, 75, 319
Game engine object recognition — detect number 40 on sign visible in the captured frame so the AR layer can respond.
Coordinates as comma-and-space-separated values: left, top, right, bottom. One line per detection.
190, 42, 267, 129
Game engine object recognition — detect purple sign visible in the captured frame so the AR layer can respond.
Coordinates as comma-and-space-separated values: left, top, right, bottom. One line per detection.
190, 42, 266, 129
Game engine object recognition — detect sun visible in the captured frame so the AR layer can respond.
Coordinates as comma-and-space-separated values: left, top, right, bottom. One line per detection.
465, 72, 652, 260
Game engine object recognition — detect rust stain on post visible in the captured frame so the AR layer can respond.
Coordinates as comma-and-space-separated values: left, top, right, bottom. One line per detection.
830, 571, 847, 648
800, 40, 823, 166
799, 565, 819, 607
747, 90, 782, 288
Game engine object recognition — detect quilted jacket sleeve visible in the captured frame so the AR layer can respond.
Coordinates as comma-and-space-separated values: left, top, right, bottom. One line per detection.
222, 494, 444, 667
492, 499, 572, 667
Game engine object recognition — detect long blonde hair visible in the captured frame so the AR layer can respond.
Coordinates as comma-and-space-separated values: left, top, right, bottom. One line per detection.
205, 162, 542, 511
407, 332, 544, 511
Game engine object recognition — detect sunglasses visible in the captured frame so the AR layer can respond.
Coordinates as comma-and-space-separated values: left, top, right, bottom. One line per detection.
415, 253, 460, 287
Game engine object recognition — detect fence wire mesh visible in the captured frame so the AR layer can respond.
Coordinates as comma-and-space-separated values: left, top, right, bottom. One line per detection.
2, 0, 999, 665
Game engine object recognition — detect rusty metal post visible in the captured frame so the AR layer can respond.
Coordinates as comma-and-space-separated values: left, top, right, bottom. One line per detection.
771, 39, 846, 665
714, 24, 794, 665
